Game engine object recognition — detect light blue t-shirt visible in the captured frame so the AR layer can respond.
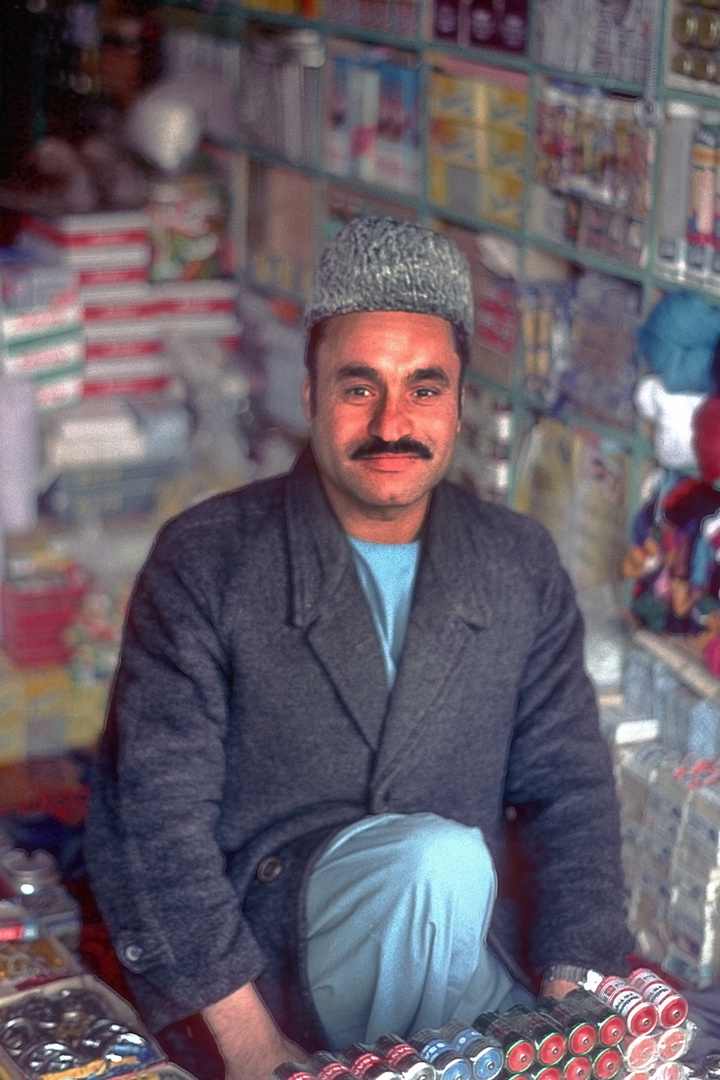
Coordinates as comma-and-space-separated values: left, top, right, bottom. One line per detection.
347, 536, 421, 688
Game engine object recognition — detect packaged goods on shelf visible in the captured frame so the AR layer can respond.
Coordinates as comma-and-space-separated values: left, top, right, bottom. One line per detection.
450, 385, 512, 503
614, 633, 720, 987
324, 42, 421, 194
429, 159, 524, 226
653, 104, 720, 289
64, 579, 131, 684
472, 268, 520, 382
561, 271, 642, 431
0, 255, 86, 411
375, 56, 422, 193
511, 269, 641, 429
41, 396, 191, 472
427, 62, 528, 223
83, 356, 180, 400
598, 698, 661, 751
0, 258, 82, 346
326, 0, 421, 38
0, 564, 91, 670
666, 0, 720, 98
430, 117, 526, 172
0, 929, 81, 996
0, 660, 74, 764
513, 420, 629, 620
2, 332, 85, 383
655, 102, 698, 280
428, 62, 528, 130
628, 766, 690, 966
531, 82, 655, 269
247, 164, 317, 298
16, 212, 153, 287
0, 376, 39, 536
534, 0, 654, 82
147, 172, 230, 283
39, 460, 186, 523
81, 278, 241, 396
80, 281, 160, 325
239, 26, 325, 165
237, 289, 307, 434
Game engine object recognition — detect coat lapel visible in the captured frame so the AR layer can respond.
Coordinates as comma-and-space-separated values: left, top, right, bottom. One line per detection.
371, 482, 494, 788
286, 451, 389, 748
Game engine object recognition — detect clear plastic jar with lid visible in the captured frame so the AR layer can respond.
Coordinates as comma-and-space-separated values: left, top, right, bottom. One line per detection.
0, 849, 81, 952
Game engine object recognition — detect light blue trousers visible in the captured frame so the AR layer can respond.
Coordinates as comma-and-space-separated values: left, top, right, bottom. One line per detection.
306, 812, 532, 1050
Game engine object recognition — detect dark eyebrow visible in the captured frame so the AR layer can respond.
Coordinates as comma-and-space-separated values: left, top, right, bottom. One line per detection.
335, 363, 379, 381
409, 367, 452, 386
334, 363, 452, 386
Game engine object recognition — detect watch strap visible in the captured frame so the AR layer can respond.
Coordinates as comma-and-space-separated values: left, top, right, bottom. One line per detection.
542, 965, 603, 992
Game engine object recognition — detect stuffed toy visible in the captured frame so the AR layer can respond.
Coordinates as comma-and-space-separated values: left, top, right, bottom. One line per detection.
622, 293, 720, 670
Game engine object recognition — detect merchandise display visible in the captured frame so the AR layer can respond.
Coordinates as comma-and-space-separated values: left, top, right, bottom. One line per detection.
530, 82, 654, 268
271, 980, 696, 1080
0, 976, 164, 1080
614, 636, 720, 988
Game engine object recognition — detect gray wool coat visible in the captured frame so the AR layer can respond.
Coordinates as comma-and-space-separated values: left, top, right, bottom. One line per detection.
84, 448, 631, 1044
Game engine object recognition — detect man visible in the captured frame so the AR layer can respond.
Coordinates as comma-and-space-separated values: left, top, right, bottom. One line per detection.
85, 217, 630, 1080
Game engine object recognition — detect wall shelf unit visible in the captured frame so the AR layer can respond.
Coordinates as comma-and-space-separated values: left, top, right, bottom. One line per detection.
157, 0, 719, 611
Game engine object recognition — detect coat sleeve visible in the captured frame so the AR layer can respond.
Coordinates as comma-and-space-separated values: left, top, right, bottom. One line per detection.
502, 523, 632, 981
84, 514, 267, 1032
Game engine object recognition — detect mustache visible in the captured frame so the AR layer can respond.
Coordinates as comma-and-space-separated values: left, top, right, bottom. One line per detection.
350, 436, 433, 460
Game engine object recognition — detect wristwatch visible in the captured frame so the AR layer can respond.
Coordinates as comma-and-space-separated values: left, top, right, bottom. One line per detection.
542, 965, 604, 993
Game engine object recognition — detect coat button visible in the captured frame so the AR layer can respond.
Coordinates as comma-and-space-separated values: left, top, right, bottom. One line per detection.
257, 855, 284, 883
124, 944, 143, 964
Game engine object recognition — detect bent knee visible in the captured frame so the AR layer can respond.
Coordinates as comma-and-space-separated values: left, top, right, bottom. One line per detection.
386, 813, 495, 891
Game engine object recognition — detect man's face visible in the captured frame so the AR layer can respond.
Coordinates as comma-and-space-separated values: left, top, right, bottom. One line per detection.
303, 310, 463, 535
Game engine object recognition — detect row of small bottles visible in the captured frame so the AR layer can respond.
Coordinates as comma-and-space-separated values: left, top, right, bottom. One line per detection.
432, 0, 528, 54
271, 989, 645, 1080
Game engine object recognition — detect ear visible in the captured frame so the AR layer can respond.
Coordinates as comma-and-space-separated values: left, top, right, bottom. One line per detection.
457, 384, 465, 431
301, 374, 313, 424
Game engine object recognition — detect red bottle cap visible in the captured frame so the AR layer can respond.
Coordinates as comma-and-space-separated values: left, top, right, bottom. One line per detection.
597, 1015, 625, 1047
592, 1048, 622, 1080
563, 1057, 591, 1080
534, 1068, 561, 1080
657, 995, 688, 1029
538, 1033, 567, 1065
567, 1025, 596, 1056
506, 1039, 535, 1074
625, 1001, 658, 1038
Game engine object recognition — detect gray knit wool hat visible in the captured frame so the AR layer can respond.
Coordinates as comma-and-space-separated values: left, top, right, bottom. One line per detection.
305, 217, 474, 348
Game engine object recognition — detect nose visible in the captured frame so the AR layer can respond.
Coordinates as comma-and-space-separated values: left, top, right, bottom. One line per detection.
368, 389, 412, 442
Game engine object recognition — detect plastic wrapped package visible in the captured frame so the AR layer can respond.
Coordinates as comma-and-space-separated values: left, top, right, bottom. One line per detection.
0, 929, 81, 996
622, 646, 659, 720
628, 762, 690, 953
688, 700, 720, 760
664, 851, 720, 988
661, 684, 700, 755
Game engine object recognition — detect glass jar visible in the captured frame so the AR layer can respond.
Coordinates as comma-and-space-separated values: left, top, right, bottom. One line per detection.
0, 849, 81, 952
